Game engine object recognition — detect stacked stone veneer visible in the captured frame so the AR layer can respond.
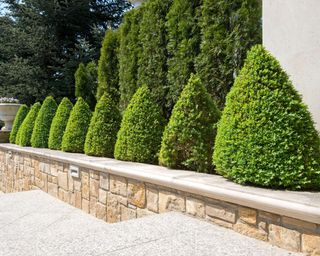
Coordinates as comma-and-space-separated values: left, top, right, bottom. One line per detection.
0, 149, 319, 255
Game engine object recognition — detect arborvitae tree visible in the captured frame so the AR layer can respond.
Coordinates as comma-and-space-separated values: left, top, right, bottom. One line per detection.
119, 7, 144, 112
75, 62, 97, 110
16, 102, 41, 146
196, 0, 262, 108
48, 97, 73, 150
114, 85, 165, 164
61, 97, 92, 153
85, 93, 121, 157
137, 0, 172, 117
165, 0, 202, 113
159, 75, 220, 172
31, 96, 57, 148
213, 45, 320, 190
10, 104, 29, 144
96, 29, 120, 103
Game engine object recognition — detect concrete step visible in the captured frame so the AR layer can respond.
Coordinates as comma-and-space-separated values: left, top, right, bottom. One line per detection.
0, 190, 303, 256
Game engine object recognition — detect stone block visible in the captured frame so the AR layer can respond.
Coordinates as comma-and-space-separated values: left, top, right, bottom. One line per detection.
68, 173, 74, 192
75, 191, 82, 209
159, 190, 185, 213
269, 224, 301, 251
207, 216, 233, 229
147, 187, 159, 213
302, 234, 320, 254
89, 196, 97, 217
58, 188, 69, 203
90, 170, 99, 180
89, 177, 99, 198
81, 171, 89, 200
74, 179, 81, 191
282, 216, 317, 231
39, 162, 50, 174
110, 175, 127, 196
239, 207, 257, 225
137, 208, 156, 218
98, 189, 107, 204
82, 198, 90, 213
258, 211, 281, 223
96, 202, 106, 221
58, 171, 68, 191
206, 204, 236, 223
128, 180, 145, 208
234, 222, 267, 241
48, 183, 58, 198
107, 192, 120, 223
121, 205, 136, 221
186, 197, 205, 218
100, 173, 109, 190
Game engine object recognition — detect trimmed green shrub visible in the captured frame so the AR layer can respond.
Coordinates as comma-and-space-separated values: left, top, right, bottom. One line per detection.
159, 75, 220, 172
48, 97, 73, 150
96, 29, 120, 103
31, 96, 57, 148
137, 0, 172, 117
62, 97, 92, 153
114, 85, 165, 164
213, 45, 320, 190
85, 93, 121, 157
16, 102, 41, 146
75, 62, 97, 110
165, 0, 202, 113
10, 104, 29, 144
119, 7, 144, 112
195, 0, 262, 108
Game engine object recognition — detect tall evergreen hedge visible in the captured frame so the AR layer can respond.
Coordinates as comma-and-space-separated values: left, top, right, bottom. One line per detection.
16, 102, 41, 147
165, 0, 202, 113
137, 0, 172, 117
159, 75, 220, 172
61, 97, 92, 153
85, 93, 121, 157
196, 0, 262, 108
75, 62, 97, 110
96, 29, 120, 103
213, 45, 320, 190
31, 96, 57, 148
10, 104, 29, 144
119, 7, 144, 112
114, 85, 165, 164
48, 97, 73, 150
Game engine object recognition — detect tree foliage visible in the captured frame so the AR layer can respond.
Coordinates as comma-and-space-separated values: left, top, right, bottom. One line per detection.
114, 85, 165, 164
48, 97, 73, 150
137, 0, 172, 117
119, 7, 144, 111
213, 45, 320, 190
96, 29, 120, 103
75, 61, 97, 110
85, 93, 121, 157
195, 0, 262, 108
10, 104, 29, 144
16, 102, 41, 146
159, 75, 220, 172
62, 97, 92, 153
165, 0, 202, 113
31, 96, 57, 148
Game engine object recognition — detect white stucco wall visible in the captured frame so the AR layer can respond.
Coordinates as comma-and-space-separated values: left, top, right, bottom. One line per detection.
263, 0, 320, 130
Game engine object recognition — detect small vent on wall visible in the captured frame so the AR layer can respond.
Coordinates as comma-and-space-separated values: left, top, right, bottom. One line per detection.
69, 165, 80, 178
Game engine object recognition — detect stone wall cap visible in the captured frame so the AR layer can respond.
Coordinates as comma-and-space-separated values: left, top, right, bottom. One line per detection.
1, 143, 320, 224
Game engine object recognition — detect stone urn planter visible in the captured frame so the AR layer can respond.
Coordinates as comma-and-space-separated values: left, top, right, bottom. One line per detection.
0, 103, 21, 131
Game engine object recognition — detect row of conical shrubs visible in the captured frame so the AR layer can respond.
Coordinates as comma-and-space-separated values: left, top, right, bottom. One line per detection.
10, 45, 320, 190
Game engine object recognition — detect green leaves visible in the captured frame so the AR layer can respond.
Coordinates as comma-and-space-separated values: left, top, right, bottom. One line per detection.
213, 45, 320, 190
16, 102, 41, 146
10, 104, 29, 144
62, 97, 92, 153
48, 97, 73, 150
31, 96, 58, 148
85, 93, 121, 157
159, 74, 220, 172
114, 85, 165, 164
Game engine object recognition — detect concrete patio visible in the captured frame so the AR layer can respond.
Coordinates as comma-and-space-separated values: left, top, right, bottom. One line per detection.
0, 190, 302, 256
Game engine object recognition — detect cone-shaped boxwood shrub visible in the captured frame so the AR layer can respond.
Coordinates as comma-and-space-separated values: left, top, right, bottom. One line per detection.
213, 45, 320, 190
31, 96, 57, 148
16, 102, 41, 146
114, 85, 165, 164
159, 75, 220, 173
48, 97, 73, 150
10, 104, 29, 144
62, 97, 92, 153
85, 93, 121, 157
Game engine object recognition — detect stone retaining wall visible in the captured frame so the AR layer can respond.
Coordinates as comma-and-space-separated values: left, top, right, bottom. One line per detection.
0, 148, 320, 255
